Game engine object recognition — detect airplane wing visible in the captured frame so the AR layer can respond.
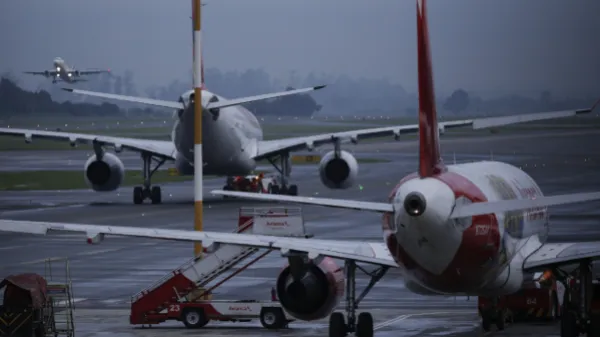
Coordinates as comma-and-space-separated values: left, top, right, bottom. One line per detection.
0, 219, 398, 267
77, 69, 110, 75
23, 71, 57, 77
61, 85, 327, 111
0, 127, 176, 160
254, 105, 598, 159
212, 189, 600, 217
523, 242, 600, 272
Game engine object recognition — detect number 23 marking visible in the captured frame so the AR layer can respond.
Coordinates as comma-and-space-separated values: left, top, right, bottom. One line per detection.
169, 304, 180, 312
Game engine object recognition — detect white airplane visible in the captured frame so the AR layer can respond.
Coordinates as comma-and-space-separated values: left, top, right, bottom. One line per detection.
3, 1, 600, 336
23, 57, 110, 84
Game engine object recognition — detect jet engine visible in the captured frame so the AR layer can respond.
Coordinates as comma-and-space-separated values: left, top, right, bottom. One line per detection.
319, 150, 358, 189
84, 152, 125, 192
404, 279, 446, 295
276, 257, 344, 321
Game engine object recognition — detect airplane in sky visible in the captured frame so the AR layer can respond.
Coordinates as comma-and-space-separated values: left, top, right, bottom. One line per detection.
2, 1, 600, 336
23, 57, 110, 84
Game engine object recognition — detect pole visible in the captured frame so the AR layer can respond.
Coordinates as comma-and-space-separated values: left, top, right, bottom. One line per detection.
192, 0, 204, 258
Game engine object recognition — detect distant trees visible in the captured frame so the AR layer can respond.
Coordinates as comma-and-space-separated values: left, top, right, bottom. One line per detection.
443, 89, 470, 115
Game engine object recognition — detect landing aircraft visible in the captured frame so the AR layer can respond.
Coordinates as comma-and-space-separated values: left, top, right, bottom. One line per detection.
23, 57, 110, 84
2, 2, 600, 337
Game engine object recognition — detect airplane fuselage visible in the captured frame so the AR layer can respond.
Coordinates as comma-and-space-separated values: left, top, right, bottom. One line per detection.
170, 89, 263, 176
53, 58, 77, 83
384, 161, 549, 296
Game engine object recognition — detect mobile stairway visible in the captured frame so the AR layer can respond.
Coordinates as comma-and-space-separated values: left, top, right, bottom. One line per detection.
44, 258, 75, 337
129, 207, 309, 326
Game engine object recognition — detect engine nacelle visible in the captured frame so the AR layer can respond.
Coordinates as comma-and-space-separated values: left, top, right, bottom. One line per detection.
276, 257, 344, 321
404, 279, 446, 295
318, 150, 358, 189
84, 152, 125, 192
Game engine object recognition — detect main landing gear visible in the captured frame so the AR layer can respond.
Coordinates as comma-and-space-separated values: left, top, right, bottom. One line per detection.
133, 152, 166, 205
480, 297, 506, 332
266, 152, 298, 196
558, 259, 600, 337
329, 261, 388, 337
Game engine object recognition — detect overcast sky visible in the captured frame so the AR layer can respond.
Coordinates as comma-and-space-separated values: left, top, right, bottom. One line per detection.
2, 0, 600, 97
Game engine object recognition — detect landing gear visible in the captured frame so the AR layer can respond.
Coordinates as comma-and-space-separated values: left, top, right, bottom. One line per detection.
480, 297, 506, 332
266, 152, 298, 196
133, 152, 166, 204
328, 260, 388, 337
558, 259, 600, 337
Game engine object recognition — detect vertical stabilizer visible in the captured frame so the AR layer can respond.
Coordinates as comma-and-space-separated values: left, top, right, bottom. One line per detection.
416, 0, 445, 177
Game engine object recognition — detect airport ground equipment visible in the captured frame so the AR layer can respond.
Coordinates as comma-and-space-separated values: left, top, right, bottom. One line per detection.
0, 258, 74, 337
222, 173, 294, 196
129, 207, 309, 329
44, 258, 75, 337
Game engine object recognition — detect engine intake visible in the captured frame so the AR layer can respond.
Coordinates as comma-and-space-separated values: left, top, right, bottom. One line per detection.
276, 257, 344, 321
318, 150, 358, 189
84, 152, 125, 192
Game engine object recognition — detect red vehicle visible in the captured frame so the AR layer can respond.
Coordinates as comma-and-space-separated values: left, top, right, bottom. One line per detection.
222, 173, 285, 195
478, 271, 565, 331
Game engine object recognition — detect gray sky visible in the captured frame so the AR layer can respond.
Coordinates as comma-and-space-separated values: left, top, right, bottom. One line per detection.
2, 0, 600, 97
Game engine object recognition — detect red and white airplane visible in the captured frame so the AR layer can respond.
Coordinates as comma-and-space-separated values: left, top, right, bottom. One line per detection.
2, 1, 600, 337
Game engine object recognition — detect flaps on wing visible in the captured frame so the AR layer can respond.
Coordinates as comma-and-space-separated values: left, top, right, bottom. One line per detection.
449, 191, 600, 219
210, 190, 394, 213
206, 85, 327, 110
0, 220, 398, 267
62, 88, 185, 110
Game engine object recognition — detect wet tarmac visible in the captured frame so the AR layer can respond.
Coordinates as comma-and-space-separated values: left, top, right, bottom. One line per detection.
0, 129, 599, 336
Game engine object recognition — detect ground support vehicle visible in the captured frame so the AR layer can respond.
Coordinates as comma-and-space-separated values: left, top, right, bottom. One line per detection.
128, 207, 310, 329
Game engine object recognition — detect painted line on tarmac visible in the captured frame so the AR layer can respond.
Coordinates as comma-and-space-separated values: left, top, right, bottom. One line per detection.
374, 310, 475, 331
0, 204, 86, 216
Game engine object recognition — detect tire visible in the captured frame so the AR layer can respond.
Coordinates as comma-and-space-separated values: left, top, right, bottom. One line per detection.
496, 309, 505, 331
150, 186, 162, 204
260, 307, 285, 329
133, 186, 143, 204
182, 308, 208, 329
356, 312, 374, 337
588, 313, 600, 337
287, 184, 298, 196
329, 312, 346, 337
271, 185, 280, 195
481, 309, 492, 332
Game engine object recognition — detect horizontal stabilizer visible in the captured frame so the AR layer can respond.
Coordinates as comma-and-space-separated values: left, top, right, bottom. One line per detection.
450, 191, 600, 219
211, 190, 394, 213
207, 85, 326, 110
62, 88, 185, 110
472, 107, 596, 129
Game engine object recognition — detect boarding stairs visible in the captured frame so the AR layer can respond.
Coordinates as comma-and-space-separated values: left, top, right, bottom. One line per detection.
44, 258, 75, 337
129, 207, 309, 325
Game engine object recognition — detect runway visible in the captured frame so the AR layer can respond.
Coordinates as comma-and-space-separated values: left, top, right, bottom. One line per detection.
0, 129, 599, 336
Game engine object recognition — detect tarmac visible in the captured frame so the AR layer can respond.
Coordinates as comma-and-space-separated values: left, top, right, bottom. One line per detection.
1, 128, 599, 337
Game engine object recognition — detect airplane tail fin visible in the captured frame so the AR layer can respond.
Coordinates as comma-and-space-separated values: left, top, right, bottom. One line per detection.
416, 0, 444, 178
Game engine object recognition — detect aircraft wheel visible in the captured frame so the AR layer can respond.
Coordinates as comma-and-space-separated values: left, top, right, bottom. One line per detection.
328, 312, 346, 337
481, 309, 492, 332
356, 312, 373, 337
287, 184, 298, 196
560, 309, 578, 337
495, 308, 505, 331
133, 186, 144, 204
150, 186, 162, 204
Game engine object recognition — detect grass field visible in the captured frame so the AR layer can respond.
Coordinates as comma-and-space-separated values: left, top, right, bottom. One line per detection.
0, 170, 193, 191
1, 114, 598, 151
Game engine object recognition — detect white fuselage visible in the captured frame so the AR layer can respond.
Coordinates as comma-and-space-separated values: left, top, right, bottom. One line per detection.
384, 161, 550, 296
53, 58, 77, 83
170, 89, 263, 176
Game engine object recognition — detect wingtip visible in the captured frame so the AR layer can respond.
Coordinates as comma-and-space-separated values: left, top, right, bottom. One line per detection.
314, 85, 327, 90
61, 88, 74, 92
